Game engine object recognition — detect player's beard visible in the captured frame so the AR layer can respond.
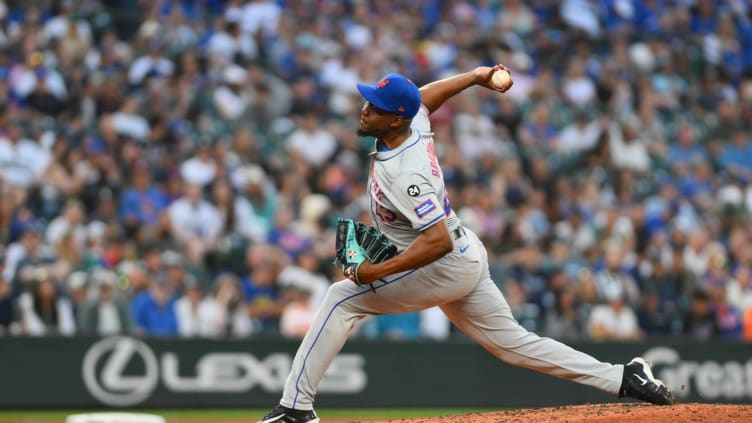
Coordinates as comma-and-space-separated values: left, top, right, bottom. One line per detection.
357, 123, 386, 138
358, 115, 379, 137
356, 128, 374, 137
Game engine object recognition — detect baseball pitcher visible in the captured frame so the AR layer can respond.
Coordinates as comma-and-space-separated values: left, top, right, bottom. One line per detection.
260, 66, 675, 423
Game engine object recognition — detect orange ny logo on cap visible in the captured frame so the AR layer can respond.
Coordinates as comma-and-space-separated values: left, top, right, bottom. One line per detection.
377, 78, 389, 89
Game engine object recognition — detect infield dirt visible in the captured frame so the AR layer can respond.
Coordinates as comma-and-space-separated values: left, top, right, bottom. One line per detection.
9, 404, 748, 423
374, 403, 752, 423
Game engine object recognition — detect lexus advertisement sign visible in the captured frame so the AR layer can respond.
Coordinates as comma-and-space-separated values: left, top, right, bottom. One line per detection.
81, 336, 367, 407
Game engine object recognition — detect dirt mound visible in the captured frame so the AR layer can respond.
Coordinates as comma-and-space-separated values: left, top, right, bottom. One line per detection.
376, 403, 752, 423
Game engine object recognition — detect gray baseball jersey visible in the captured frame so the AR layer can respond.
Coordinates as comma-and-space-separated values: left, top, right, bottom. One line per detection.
367, 106, 459, 251
278, 104, 624, 412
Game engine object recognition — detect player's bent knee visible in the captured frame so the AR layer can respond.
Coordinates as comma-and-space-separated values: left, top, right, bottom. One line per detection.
323, 280, 357, 302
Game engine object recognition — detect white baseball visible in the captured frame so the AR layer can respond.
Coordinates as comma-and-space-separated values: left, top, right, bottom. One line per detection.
491, 69, 511, 89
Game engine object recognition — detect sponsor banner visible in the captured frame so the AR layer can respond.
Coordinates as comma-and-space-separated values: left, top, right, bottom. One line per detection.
644, 346, 752, 401
81, 336, 365, 407
1, 337, 751, 408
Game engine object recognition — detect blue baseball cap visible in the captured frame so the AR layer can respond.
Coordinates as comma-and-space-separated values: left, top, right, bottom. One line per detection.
356, 73, 421, 118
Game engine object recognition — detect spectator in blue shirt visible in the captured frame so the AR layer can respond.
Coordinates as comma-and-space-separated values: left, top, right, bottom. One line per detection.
666, 124, 705, 170
242, 245, 284, 332
717, 128, 752, 179
132, 277, 178, 336
715, 299, 743, 339
690, 1, 718, 35
119, 159, 169, 229
678, 160, 715, 209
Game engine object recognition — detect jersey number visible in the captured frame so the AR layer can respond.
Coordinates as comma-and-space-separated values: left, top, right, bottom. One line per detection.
375, 204, 397, 223
427, 139, 440, 177
443, 190, 452, 217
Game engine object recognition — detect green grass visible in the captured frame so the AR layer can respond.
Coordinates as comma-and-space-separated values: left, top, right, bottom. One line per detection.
0, 408, 502, 421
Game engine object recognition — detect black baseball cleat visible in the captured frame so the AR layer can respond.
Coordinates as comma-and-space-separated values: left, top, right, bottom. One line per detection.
619, 357, 676, 405
258, 404, 320, 423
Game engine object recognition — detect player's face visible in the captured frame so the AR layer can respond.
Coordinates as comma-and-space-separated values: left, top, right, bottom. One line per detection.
357, 101, 396, 137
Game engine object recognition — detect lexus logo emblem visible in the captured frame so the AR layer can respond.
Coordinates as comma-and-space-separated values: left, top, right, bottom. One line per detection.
82, 336, 159, 407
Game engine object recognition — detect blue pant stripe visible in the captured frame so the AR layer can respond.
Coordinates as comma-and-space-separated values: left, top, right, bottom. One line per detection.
292, 268, 418, 408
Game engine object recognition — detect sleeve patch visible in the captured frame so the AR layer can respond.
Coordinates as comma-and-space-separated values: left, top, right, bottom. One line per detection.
414, 199, 437, 218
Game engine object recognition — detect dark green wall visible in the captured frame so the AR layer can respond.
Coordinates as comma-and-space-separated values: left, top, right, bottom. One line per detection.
1, 336, 751, 408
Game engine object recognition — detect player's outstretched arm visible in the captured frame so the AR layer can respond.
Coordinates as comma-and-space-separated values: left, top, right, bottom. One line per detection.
355, 220, 453, 284
419, 64, 513, 114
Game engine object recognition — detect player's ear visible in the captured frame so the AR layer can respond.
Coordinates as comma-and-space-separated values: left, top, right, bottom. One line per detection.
390, 116, 409, 129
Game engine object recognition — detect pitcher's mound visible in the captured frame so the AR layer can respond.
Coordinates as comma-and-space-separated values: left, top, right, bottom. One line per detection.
383, 403, 752, 423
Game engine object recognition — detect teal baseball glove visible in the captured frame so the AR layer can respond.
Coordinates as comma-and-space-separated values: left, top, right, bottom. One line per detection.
334, 218, 398, 285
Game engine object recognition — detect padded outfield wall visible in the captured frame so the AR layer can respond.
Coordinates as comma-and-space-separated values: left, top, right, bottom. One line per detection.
1, 336, 751, 408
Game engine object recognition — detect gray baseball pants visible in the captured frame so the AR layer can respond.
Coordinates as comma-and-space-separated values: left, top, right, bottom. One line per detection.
280, 228, 624, 410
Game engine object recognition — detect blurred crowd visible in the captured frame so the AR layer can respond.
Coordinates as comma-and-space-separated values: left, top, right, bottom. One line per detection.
1, 0, 752, 343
